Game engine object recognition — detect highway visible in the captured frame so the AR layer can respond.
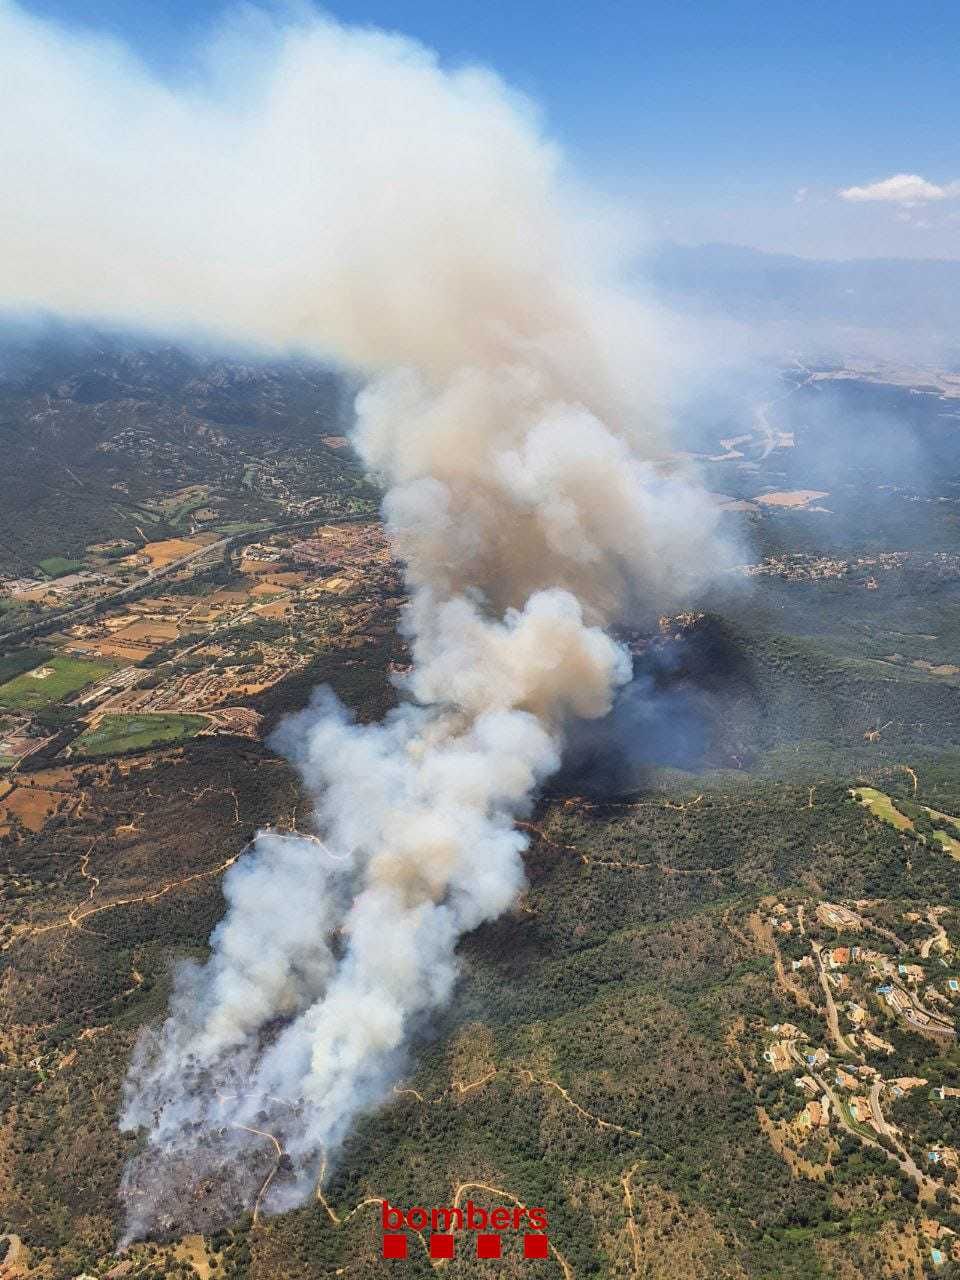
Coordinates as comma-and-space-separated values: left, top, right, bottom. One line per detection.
0, 512, 374, 650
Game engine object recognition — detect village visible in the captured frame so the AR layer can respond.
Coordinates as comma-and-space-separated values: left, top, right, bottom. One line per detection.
757, 894, 960, 1269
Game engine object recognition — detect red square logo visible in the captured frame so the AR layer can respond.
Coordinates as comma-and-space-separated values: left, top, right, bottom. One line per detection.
429, 1234, 455, 1259
524, 1233, 549, 1259
382, 1234, 407, 1259
477, 1233, 502, 1258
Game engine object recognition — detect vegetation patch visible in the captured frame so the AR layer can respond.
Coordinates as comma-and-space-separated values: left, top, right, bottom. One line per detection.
0, 647, 52, 684
854, 787, 960, 860
73, 712, 210, 756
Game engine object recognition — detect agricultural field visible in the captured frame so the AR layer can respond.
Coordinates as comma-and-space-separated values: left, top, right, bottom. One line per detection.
73, 712, 210, 756
141, 537, 208, 566
0, 654, 118, 710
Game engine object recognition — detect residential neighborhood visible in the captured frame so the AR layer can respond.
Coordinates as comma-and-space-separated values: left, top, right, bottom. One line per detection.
756, 894, 960, 1269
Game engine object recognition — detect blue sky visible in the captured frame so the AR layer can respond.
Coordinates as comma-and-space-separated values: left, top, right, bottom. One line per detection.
20, 0, 960, 258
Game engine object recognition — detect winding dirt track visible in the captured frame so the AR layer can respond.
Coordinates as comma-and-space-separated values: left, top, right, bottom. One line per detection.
620, 1164, 643, 1275
313, 1063, 647, 1276
517, 819, 732, 876
26, 851, 241, 939
231, 1124, 284, 1226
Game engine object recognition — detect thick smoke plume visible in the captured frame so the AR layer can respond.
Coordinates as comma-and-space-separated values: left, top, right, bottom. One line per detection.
0, 2, 735, 1237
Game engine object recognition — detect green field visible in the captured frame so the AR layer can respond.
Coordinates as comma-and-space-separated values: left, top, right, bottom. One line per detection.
73, 712, 209, 756
854, 786, 960, 860
0, 655, 118, 710
853, 786, 913, 830
37, 556, 86, 578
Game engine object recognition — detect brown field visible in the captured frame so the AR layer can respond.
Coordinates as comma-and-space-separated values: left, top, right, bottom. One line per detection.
15, 765, 81, 788
142, 538, 205, 566
261, 571, 309, 587
0, 786, 68, 833
755, 490, 830, 508
171, 1235, 212, 1280
249, 581, 288, 596
239, 559, 278, 575
252, 601, 291, 620
110, 620, 179, 643
95, 641, 154, 662
101, 613, 139, 630
315, 575, 356, 594
209, 589, 252, 604
135, 595, 193, 610
15, 588, 57, 604
96, 619, 180, 661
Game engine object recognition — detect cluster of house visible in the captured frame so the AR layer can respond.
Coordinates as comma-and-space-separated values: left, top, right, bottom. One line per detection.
741, 554, 851, 583
1, 571, 110, 603
813, 924, 957, 1039
740, 550, 916, 587
0, 714, 53, 766
763, 1032, 884, 1132
874, 974, 956, 1037
765, 901, 796, 934
759, 901, 960, 1193
240, 541, 285, 564
0, 576, 44, 597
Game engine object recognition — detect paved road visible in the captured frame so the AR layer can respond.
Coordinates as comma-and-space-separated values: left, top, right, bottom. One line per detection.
881, 976, 957, 1038
3, 539, 229, 645
867, 1079, 938, 1194
786, 1043, 935, 1198
845, 904, 908, 954
812, 946, 861, 1059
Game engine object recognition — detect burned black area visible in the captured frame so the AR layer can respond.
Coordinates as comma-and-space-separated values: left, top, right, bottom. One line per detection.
554, 615, 763, 796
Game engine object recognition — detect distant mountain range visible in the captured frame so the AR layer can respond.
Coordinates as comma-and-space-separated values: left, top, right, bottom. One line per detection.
645, 243, 960, 366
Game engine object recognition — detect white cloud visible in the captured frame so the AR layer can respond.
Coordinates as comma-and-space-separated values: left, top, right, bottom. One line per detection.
839, 173, 960, 206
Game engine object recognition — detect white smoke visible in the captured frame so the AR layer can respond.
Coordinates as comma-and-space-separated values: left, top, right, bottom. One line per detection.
0, 1, 736, 1238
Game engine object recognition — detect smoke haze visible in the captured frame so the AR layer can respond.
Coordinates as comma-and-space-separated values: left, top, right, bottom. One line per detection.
0, 1, 737, 1237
